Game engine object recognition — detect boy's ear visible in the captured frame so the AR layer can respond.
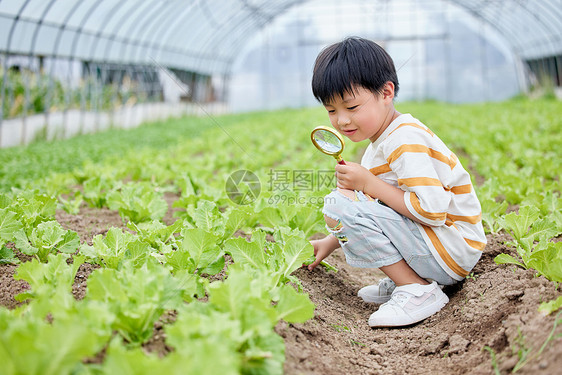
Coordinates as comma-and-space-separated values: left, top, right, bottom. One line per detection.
382, 81, 395, 101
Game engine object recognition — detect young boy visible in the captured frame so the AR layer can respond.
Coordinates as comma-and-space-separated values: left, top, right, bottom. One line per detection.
307, 37, 486, 327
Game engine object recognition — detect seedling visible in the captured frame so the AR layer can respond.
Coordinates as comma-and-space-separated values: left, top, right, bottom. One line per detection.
349, 339, 366, 347
332, 324, 351, 332
303, 256, 338, 272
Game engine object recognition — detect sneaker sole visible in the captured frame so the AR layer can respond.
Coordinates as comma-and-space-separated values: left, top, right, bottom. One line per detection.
368, 293, 449, 327
357, 291, 392, 304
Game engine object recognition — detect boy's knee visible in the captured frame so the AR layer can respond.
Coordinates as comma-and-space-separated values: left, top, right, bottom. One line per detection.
323, 188, 355, 230
337, 188, 355, 200
324, 188, 354, 205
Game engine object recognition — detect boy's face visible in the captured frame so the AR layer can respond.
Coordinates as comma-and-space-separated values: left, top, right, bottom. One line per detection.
323, 85, 397, 143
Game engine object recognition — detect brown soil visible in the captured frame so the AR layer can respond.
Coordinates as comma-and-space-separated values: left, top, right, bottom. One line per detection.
1, 202, 561, 375
56, 203, 125, 245
162, 191, 183, 225
0, 263, 30, 309
281, 233, 562, 375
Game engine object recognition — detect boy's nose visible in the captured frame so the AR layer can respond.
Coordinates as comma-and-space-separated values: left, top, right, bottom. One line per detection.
337, 115, 351, 126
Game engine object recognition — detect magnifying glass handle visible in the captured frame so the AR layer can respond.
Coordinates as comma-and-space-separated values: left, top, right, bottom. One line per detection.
338, 160, 346, 165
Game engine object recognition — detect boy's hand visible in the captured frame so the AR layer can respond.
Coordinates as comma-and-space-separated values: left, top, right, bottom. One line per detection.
334, 162, 373, 192
308, 235, 339, 271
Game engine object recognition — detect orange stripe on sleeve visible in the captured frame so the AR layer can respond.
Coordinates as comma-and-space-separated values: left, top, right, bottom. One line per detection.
422, 226, 469, 277
398, 177, 442, 188
398, 180, 472, 195
464, 238, 486, 251
447, 213, 482, 224
388, 123, 434, 137
450, 153, 458, 166
369, 164, 392, 175
409, 193, 447, 222
387, 144, 457, 169
449, 184, 472, 194
445, 219, 458, 228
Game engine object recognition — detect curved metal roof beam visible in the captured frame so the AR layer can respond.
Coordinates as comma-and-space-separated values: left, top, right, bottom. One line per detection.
51, 0, 86, 60
533, 0, 562, 32
197, 11, 262, 73
101, 0, 226, 69
540, 0, 562, 32
447, 1, 535, 91
130, 0, 186, 65
178, 1, 226, 58
516, 0, 561, 56
453, 0, 561, 58
88, 0, 128, 61
212, 0, 302, 75
121, 0, 166, 64
28, 0, 57, 57
173, 0, 228, 57
239, 0, 273, 24
159, 0, 237, 71
508, 0, 557, 55
3, 0, 560, 80
196, 3, 257, 58
133, 0, 184, 64
101, 0, 154, 63
470, 3, 527, 52
69, 0, 106, 64
414, 0, 537, 93
447, 0, 524, 59
2, 0, 32, 54
200, 0, 222, 29
194, 0, 284, 68
212, 5, 277, 68
1, 0, 32, 128
147, 1, 198, 64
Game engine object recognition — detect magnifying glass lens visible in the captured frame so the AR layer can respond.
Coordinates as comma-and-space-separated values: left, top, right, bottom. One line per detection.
313, 130, 343, 153
311, 126, 346, 165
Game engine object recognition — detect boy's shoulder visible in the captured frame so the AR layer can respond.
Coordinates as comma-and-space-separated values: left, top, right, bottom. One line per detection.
381, 114, 436, 146
378, 114, 454, 160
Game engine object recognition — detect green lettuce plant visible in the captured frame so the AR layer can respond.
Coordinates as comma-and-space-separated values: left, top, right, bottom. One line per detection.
14, 221, 80, 262
107, 182, 168, 223
84, 261, 183, 346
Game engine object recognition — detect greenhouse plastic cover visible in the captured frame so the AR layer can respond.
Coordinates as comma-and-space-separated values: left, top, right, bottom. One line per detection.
1, 0, 561, 74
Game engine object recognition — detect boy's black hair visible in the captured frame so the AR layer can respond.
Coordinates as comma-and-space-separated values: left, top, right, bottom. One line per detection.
312, 37, 399, 104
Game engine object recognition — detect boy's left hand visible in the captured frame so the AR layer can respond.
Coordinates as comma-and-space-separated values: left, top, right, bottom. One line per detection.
334, 162, 372, 192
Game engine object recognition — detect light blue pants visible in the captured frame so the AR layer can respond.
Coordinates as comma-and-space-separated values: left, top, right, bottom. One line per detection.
322, 189, 456, 286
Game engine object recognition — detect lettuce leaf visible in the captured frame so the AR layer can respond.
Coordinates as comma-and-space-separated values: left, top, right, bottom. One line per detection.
14, 221, 79, 262
85, 261, 183, 345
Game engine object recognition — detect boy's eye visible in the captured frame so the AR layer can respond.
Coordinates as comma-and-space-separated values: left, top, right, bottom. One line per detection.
347, 105, 358, 110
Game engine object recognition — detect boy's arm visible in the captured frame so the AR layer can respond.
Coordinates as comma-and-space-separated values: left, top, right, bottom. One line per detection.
334, 161, 424, 225
308, 234, 339, 270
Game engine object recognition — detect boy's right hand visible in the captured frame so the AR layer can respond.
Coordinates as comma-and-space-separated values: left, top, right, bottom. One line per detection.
308, 235, 339, 271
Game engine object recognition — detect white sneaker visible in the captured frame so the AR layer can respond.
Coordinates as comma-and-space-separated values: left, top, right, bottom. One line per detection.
357, 277, 396, 304
368, 281, 449, 327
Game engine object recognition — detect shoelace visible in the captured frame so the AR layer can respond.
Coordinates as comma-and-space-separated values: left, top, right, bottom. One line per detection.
388, 292, 408, 305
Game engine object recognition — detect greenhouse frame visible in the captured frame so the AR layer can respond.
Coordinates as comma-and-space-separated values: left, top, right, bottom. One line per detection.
1, 0, 561, 146
1, 1, 562, 374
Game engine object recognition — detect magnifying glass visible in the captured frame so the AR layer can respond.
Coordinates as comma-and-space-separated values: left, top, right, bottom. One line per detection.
311, 126, 346, 165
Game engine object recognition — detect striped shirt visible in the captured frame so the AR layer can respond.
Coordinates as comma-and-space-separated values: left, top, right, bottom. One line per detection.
361, 113, 486, 281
